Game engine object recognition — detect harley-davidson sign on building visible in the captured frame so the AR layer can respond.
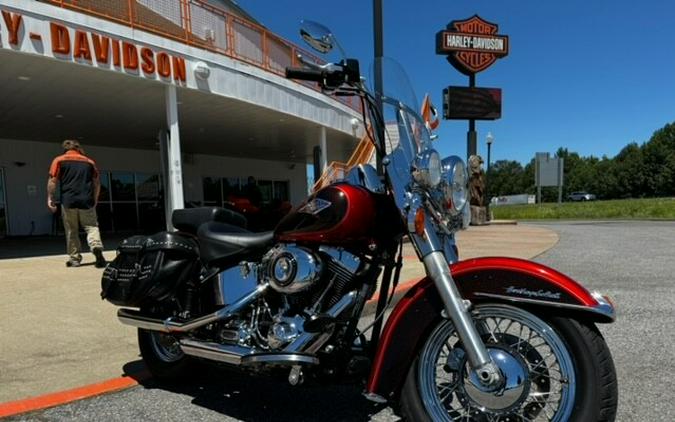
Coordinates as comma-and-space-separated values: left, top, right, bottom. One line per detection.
436, 15, 509, 75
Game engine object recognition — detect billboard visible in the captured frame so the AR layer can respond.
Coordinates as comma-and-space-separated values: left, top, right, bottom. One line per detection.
443, 86, 502, 120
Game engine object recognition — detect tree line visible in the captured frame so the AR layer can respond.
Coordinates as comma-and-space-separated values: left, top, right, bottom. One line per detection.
487, 121, 675, 202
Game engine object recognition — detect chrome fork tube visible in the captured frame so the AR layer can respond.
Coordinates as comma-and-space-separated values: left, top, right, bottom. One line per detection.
423, 251, 502, 386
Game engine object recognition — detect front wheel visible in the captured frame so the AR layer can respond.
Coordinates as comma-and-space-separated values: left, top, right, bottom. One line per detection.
400, 303, 617, 421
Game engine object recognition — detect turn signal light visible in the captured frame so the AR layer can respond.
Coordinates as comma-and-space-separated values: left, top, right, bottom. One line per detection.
414, 208, 426, 237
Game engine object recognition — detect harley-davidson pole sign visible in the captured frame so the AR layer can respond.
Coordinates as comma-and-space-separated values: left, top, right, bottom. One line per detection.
436, 15, 509, 75
436, 15, 509, 159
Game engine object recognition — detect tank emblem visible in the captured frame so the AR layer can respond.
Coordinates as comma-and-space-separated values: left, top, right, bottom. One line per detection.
298, 198, 332, 215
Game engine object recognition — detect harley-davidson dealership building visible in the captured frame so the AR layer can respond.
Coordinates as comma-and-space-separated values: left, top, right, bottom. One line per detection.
0, 0, 364, 237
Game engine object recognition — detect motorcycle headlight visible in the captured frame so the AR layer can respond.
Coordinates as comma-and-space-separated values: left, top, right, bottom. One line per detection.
413, 149, 442, 188
440, 156, 468, 215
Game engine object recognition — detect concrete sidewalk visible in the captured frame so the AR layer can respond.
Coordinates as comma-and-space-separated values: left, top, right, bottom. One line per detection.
0, 224, 558, 404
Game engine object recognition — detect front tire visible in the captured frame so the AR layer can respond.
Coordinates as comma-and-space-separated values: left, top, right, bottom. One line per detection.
400, 304, 617, 421
138, 329, 195, 380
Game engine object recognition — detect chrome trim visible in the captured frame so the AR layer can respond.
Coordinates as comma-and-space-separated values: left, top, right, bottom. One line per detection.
215, 262, 259, 306
591, 291, 616, 321
179, 339, 252, 365
241, 353, 319, 366
473, 291, 616, 322
117, 283, 268, 333
423, 251, 500, 385
363, 392, 388, 404
441, 234, 459, 264
266, 245, 322, 294
464, 347, 528, 410
303, 332, 332, 354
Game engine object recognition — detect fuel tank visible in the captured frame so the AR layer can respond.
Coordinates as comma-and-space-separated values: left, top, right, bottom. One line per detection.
275, 183, 400, 248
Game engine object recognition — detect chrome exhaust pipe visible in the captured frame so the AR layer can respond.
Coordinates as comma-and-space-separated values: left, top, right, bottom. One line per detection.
179, 339, 252, 365
117, 283, 268, 333
120, 287, 357, 368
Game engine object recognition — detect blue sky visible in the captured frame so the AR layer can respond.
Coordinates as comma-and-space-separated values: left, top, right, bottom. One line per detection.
241, 0, 675, 164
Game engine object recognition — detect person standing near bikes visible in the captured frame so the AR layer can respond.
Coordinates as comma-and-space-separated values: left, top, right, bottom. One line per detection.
47, 140, 106, 268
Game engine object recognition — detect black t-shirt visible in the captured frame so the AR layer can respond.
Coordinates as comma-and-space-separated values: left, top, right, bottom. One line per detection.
49, 150, 99, 209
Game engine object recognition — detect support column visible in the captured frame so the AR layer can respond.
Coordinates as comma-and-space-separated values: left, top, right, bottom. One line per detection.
312, 146, 322, 184
163, 85, 184, 230
158, 129, 172, 229
319, 126, 328, 171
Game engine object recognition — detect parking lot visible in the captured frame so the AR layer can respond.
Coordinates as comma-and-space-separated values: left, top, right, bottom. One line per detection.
5, 221, 675, 421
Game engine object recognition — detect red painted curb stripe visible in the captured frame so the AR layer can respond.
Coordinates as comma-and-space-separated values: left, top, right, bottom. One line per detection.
0, 372, 149, 418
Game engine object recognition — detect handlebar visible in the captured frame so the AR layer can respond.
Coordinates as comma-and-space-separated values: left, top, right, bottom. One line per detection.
286, 59, 360, 88
285, 67, 324, 82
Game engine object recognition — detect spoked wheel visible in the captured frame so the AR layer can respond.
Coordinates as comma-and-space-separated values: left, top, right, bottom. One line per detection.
400, 303, 617, 421
138, 329, 195, 380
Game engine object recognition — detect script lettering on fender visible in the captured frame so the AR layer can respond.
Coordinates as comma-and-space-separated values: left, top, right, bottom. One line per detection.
505, 286, 562, 300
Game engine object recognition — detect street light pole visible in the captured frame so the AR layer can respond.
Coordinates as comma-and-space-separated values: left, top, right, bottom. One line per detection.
485, 131, 493, 221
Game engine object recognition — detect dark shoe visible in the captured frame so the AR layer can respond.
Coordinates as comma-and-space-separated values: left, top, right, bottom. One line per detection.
93, 248, 107, 268
66, 258, 81, 267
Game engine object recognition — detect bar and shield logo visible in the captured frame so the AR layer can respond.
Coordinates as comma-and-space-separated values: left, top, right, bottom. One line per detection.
436, 15, 509, 75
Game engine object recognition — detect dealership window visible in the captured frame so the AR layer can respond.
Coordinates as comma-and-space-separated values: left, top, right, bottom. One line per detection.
97, 171, 165, 233
202, 176, 289, 207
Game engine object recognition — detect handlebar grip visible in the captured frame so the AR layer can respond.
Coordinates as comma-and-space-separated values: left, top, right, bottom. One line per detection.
285, 67, 324, 82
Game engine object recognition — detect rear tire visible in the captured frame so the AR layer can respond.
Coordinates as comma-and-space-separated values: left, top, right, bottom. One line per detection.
138, 328, 195, 381
400, 304, 617, 421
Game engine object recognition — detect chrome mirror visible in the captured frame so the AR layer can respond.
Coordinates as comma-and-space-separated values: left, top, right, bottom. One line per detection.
299, 20, 334, 54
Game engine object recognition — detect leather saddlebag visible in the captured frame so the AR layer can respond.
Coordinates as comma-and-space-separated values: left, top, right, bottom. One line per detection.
101, 232, 199, 306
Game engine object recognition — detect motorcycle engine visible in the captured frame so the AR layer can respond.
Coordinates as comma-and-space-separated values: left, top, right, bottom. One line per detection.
213, 245, 363, 352
259, 245, 363, 349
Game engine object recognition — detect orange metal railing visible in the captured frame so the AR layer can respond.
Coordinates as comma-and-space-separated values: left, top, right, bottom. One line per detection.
41, 0, 360, 111
312, 129, 376, 192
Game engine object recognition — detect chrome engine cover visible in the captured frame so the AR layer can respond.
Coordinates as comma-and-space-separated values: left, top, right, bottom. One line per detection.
214, 262, 259, 306
263, 245, 323, 294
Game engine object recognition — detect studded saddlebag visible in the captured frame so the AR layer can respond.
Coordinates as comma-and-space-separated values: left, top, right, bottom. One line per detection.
101, 232, 199, 306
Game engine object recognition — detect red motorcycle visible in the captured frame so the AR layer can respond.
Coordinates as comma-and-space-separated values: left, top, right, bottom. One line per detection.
102, 21, 617, 421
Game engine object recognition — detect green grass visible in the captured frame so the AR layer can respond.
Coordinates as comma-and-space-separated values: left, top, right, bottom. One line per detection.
492, 197, 675, 220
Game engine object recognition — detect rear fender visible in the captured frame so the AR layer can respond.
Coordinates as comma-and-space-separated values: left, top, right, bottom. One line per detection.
365, 256, 615, 401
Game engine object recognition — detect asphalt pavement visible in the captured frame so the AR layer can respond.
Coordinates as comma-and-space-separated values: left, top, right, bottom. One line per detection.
533, 221, 675, 422
4, 221, 674, 421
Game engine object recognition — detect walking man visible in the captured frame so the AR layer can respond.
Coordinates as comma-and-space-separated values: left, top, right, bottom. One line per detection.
47, 140, 106, 268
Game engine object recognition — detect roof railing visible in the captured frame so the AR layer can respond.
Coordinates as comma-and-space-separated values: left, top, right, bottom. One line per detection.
41, 0, 360, 111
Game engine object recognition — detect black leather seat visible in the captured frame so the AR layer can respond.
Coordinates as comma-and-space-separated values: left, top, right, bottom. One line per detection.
172, 207, 247, 235
197, 221, 274, 265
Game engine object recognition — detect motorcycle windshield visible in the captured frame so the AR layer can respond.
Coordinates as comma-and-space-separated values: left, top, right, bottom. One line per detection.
369, 57, 431, 161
